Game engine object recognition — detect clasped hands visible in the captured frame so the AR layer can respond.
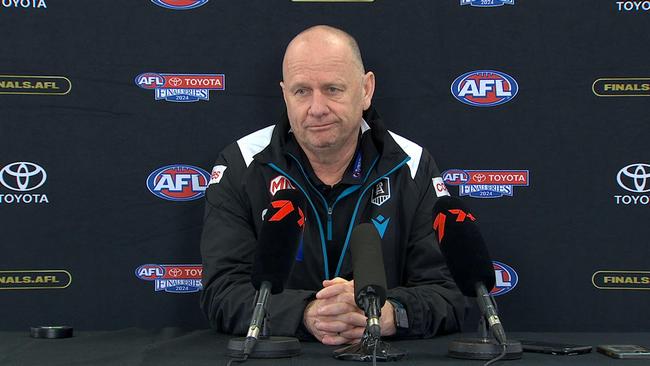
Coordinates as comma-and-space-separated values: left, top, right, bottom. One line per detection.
303, 277, 396, 345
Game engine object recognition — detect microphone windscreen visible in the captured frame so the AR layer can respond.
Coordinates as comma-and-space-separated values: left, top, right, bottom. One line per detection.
251, 189, 305, 294
350, 223, 387, 308
433, 196, 495, 297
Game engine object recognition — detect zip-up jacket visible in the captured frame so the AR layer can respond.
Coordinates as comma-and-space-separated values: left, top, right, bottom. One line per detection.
200, 107, 467, 339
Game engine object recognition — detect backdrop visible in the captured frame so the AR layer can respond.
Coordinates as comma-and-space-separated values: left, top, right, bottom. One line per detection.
1, 0, 649, 332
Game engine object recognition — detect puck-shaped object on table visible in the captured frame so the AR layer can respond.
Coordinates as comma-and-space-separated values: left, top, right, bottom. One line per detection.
30, 326, 73, 339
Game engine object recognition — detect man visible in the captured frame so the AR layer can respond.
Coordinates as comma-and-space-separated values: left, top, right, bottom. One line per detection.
200, 25, 466, 346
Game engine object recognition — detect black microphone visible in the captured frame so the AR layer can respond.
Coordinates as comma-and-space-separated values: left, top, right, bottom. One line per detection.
432, 196, 507, 345
350, 223, 387, 338
243, 189, 305, 356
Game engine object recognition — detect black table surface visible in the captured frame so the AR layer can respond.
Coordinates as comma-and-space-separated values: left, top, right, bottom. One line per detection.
1, 328, 649, 366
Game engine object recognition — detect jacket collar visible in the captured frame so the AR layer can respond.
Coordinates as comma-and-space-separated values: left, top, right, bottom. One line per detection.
254, 106, 409, 175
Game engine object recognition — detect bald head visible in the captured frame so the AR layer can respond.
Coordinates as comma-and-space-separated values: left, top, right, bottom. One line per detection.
282, 25, 365, 80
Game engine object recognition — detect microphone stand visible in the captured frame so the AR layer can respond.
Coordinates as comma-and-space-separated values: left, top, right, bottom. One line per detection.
448, 295, 522, 360
333, 329, 406, 362
227, 291, 301, 359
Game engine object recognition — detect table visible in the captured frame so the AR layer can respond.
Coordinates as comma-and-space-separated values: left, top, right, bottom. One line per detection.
1, 329, 648, 365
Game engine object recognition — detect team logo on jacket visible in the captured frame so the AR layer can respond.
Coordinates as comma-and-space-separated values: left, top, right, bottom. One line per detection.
151, 0, 208, 10
135, 72, 224, 102
460, 0, 514, 7
451, 70, 518, 107
269, 175, 295, 196
147, 164, 210, 201
442, 169, 529, 199
135, 264, 202, 293
371, 177, 391, 206
491, 261, 518, 296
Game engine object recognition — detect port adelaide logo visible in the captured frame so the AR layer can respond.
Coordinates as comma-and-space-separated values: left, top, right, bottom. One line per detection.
147, 164, 210, 201
451, 70, 518, 107
442, 169, 529, 198
460, 0, 514, 7
135, 264, 202, 293
135, 72, 224, 102
491, 261, 518, 296
151, 0, 208, 10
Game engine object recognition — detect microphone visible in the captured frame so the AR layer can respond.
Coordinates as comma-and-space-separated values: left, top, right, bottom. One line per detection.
242, 189, 305, 356
333, 224, 406, 362
432, 196, 506, 345
350, 223, 387, 338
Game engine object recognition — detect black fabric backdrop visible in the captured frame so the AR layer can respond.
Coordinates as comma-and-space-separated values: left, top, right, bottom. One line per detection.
1, 0, 648, 332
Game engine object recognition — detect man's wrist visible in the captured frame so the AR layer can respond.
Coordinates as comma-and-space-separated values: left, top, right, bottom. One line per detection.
387, 298, 409, 330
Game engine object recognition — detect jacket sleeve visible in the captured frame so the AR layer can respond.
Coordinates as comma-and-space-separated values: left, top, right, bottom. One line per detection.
386, 150, 468, 338
199, 147, 315, 337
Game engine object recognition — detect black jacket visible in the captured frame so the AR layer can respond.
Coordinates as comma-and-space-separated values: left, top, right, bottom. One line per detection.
200, 107, 466, 339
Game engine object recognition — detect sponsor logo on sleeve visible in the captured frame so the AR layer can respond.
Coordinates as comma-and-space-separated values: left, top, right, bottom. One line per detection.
491, 261, 518, 296
135, 264, 202, 293
442, 169, 529, 199
460, 0, 514, 7
151, 0, 208, 10
451, 70, 518, 107
135, 72, 224, 102
208, 165, 227, 186
146, 164, 210, 201
432, 177, 450, 197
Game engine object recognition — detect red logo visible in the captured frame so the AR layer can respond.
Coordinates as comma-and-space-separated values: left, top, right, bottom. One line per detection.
268, 199, 305, 228
269, 175, 295, 195
433, 209, 476, 242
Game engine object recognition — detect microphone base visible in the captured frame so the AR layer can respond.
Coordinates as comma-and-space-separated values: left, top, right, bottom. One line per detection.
448, 337, 522, 360
333, 335, 406, 362
227, 336, 300, 358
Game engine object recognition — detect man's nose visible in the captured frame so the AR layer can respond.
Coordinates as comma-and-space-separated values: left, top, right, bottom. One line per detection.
308, 91, 329, 117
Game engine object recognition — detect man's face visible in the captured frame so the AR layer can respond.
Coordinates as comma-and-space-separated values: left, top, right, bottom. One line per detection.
281, 39, 374, 154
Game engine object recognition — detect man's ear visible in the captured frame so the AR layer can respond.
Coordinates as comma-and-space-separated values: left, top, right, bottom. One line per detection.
280, 80, 288, 104
362, 72, 375, 110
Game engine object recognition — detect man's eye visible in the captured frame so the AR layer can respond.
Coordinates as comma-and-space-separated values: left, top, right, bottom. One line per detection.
294, 89, 307, 96
327, 87, 341, 94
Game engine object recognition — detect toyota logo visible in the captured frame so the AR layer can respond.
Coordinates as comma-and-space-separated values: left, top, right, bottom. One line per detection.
617, 163, 650, 193
168, 268, 182, 277
0, 162, 47, 192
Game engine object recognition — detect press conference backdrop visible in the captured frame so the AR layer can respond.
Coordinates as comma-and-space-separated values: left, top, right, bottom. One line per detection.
1, 0, 649, 332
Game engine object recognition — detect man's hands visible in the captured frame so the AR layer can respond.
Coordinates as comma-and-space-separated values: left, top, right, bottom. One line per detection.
303, 277, 397, 345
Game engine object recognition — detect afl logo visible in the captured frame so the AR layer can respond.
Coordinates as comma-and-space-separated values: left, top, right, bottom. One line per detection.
151, 0, 208, 10
135, 73, 165, 89
451, 70, 518, 107
146, 164, 210, 201
491, 261, 518, 296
